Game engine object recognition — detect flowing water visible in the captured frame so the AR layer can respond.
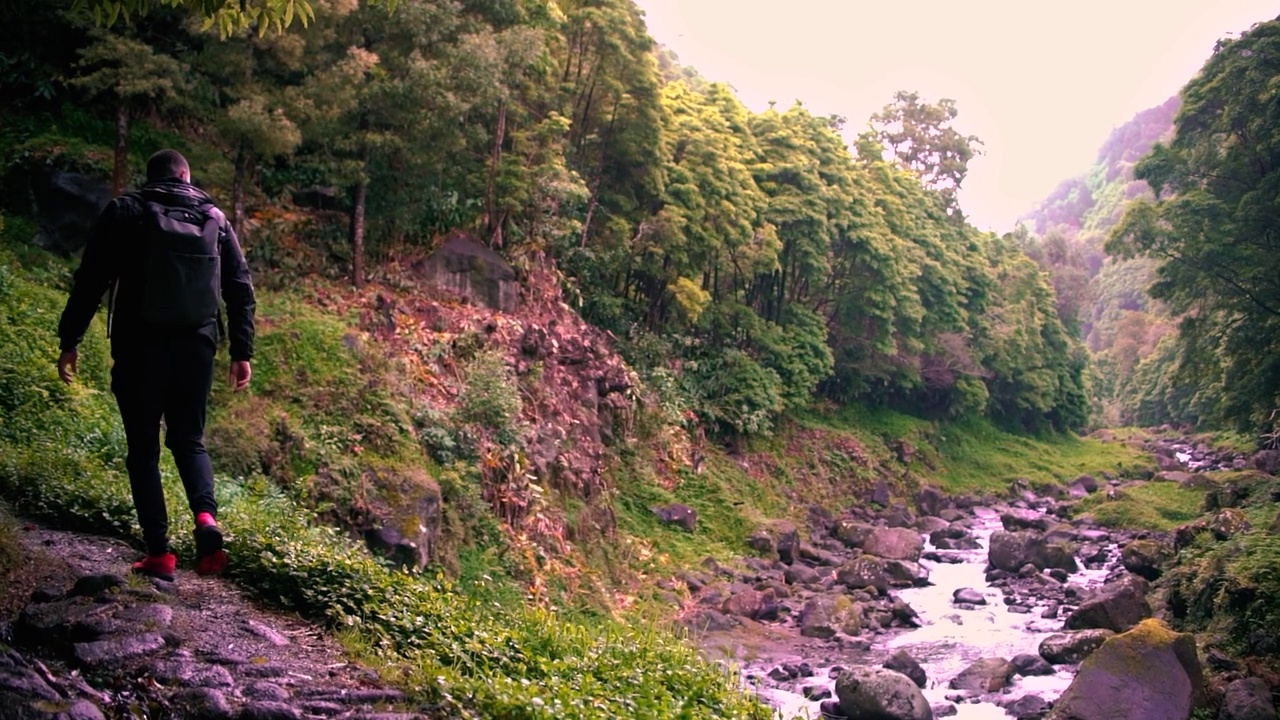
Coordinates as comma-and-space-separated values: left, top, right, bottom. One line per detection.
747, 506, 1122, 719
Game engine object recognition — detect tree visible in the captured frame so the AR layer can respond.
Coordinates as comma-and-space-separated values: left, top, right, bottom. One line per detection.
67, 29, 187, 195
1108, 17, 1280, 431
68, 0, 385, 38
866, 90, 982, 214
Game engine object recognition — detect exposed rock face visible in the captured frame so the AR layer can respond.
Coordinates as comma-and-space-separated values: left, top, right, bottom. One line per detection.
862, 527, 924, 562
417, 231, 518, 312
1064, 576, 1152, 633
1046, 619, 1203, 720
989, 531, 1078, 573
834, 667, 933, 720
1039, 629, 1115, 665
359, 466, 441, 570
1219, 677, 1277, 720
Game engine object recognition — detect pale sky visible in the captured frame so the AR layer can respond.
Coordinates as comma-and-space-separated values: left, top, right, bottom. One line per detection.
632, 0, 1278, 233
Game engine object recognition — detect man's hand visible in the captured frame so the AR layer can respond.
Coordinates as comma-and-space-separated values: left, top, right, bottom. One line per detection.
57, 350, 78, 384
229, 360, 252, 392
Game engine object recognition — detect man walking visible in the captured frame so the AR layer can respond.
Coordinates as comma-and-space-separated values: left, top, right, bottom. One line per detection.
57, 149, 256, 581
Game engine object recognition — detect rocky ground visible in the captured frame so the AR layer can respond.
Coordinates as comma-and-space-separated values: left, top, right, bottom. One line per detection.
0, 521, 433, 720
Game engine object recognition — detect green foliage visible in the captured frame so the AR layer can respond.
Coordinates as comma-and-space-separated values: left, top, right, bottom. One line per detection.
454, 350, 521, 435
1107, 20, 1280, 434
866, 90, 983, 213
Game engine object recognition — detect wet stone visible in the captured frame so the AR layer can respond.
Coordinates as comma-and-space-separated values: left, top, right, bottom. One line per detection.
238, 700, 302, 720
818, 699, 846, 718
802, 684, 832, 701
1008, 605, 1031, 614
933, 703, 959, 717
73, 632, 166, 667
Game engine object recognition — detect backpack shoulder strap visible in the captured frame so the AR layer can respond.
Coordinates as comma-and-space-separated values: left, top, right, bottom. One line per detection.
199, 203, 223, 248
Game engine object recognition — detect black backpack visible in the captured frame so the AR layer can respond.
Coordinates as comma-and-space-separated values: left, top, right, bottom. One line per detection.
137, 199, 223, 326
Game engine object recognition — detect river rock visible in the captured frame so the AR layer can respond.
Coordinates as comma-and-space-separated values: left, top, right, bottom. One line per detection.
948, 657, 1015, 694
720, 588, 764, 619
916, 516, 951, 535
1210, 508, 1252, 540
884, 649, 927, 688
799, 596, 862, 639
1064, 576, 1152, 633
917, 486, 945, 517
952, 588, 986, 605
1039, 629, 1115, 664
883, 559, 930, 587
1010, 653, 1055, 676
1120, 539, 1173, 581
834, 520, 876, 549
989, 531, 1079, 573
1219, 677, 1277, 720
1004, 695, 1050, 719
784, 564, 821, 586
838, 556, 891, 593
835, 667, 932, 720
861, 528, 924, 562
1046, 619, 1203, 720
1002, 509, 1049, 532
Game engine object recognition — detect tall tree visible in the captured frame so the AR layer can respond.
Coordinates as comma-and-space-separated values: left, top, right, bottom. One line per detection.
866, 90, 982, 215
1108, 17, 1280, 431
67, 29, 186, 195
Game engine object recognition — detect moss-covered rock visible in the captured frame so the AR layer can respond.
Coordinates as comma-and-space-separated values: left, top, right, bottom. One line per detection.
1120, 539, 1173, 581
1046, 619, 1203, 720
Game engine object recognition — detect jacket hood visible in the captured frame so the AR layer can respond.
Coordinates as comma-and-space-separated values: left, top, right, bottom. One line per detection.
138, 180, 215, 208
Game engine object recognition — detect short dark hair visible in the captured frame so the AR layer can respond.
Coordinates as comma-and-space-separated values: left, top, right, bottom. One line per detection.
146, 149, 189, 183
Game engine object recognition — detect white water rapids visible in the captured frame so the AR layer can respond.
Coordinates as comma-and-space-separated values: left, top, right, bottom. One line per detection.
748, 506, 1119, 719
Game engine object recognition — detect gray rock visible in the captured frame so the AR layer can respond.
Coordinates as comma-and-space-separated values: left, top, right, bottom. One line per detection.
68, 574, 126, 598
244, 681, 291, 702
883, 649, 927, 688
29, 170, 113, 254
799, 596, 861, 639
1005, 695, 1050, 719
1047, 620, 1202, 720
784, 565, 821, 585
949, 657, 1015, 693
174, 688, 234, 720
152, 659, 235, 688
240, 663, 290, 678
933, 703, 958, 717
1064, 577, 1152, 633
916, 516, 951, 535
1039, 629, 1114, 665
0, 666, 61, 701
862, 527, 925, 562
835, 667, 931, 720
1219, 677, 1277, 720
989, 531, 1078, 573
238, 701, 302, 720
652, 503, 697, 532
244, 619, 290, 647
917, 486, 944, 517
73, 632, 166, 667
833, 520, 876, 549
117, 603, 174, 629
1011, 653, 1055, 676
837, 556, 891, 593
419, 231, 518, 312
802, 684, 832, 701
953, 588, 986, 605
1001, 509, 1049, 532
720, 588, 764, 619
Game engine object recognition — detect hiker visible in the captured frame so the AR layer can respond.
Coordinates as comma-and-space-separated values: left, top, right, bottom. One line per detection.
56, 149, 256, 582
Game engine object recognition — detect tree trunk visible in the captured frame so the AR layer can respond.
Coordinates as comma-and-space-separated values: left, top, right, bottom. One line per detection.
231, 141, 248, 239
486, 98, 507, 248
112, 101, 129, 196
350, 174, 367, 289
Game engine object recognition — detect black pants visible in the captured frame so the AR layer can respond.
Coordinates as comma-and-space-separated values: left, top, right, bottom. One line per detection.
111, 332, 217, 556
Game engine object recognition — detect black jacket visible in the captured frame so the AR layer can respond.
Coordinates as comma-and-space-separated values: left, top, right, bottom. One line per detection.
58, 180, 256, 361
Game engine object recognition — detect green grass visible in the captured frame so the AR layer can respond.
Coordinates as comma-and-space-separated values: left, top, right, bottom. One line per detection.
931, 418, 1151, 493
1073, 482, 1205, 531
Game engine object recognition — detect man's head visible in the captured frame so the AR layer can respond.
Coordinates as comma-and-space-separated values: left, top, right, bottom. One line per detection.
146, 149, 190, 184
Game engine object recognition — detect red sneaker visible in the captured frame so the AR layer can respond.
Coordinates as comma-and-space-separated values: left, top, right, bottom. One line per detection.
194, 513, 226, 576
132, 553, 176, 582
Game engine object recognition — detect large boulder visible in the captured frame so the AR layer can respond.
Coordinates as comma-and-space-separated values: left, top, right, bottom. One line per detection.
916, 486, 944, 517
833, 519, 876, 549
1001, 509, 1050, 532
416, 231, 518, 312
835, 667, 933, 720
862, 527, 924, 562
1209, 508, 1252, 540
361, 467, 442, 570
1039, 629, 1115, 665
948, 657, 1015, 694
652, 503, 697, 532
838, 556, 892, 593
989, 531, 1078, 573
1046, 619, 1203, 720
28, 170, 113, 254
798, 596, 862, 639
1219, 677, 1277, 720
1064, 576, 1152, 633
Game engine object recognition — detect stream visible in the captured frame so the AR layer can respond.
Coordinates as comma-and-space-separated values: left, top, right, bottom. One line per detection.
745, 506, 1123, 719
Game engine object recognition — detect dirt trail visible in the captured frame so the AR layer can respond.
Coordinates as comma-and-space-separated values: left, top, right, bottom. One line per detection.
0, 518, 433, 720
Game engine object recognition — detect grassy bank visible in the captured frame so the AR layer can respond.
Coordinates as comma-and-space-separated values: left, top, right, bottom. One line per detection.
0, 239, 771, 720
